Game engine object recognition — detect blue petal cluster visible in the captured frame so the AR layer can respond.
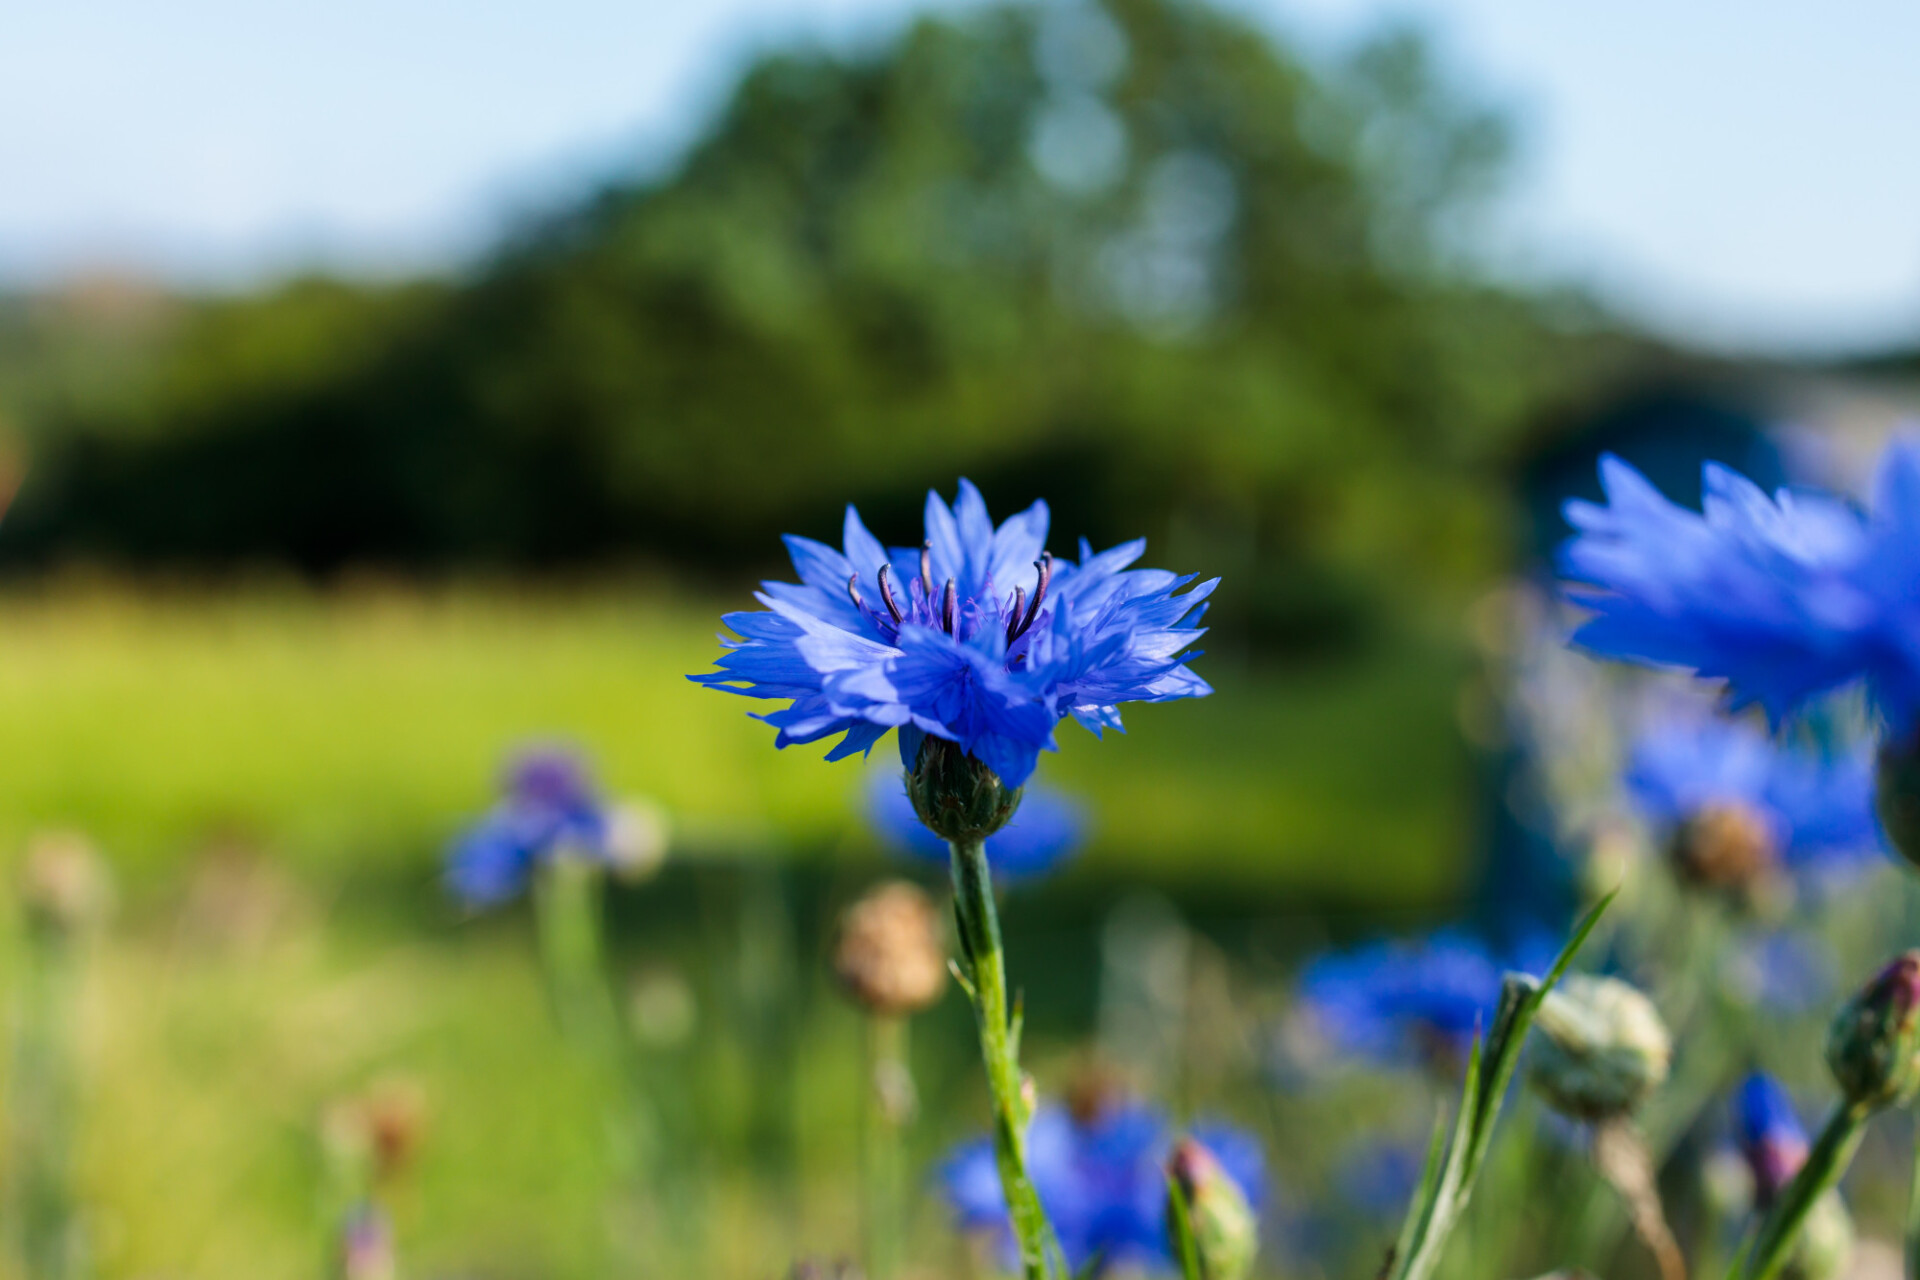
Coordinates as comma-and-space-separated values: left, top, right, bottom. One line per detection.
1297, 931, 1548, 1065
941, 1100, 1264, 1276
691, 481, 1216, 789
1724, 932, 1837, 1014
446, 748, 610, 908
1332, 1139, 1424, 1218
1626, 715, 1882, 875
1734, 1072, 1809, 1205
867, 765, 1087, 878
1559, 444, 1920, 729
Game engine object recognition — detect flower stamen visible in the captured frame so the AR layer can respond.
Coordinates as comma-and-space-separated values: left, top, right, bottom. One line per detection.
1006, 585, 1026, 644
942, 579, 958, 635
920, 541, 934, 597
875, 563, 906, 625
1008, 552, 1052, 643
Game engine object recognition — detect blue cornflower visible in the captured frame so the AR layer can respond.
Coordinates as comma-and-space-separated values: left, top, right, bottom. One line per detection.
1296, 930, 1536, 1066
1723, 932, 1836, 1014
941, 1099, 1265, 1276
1333, 1139, 1424, 1219
867, 764, 1087, 878
1558, 443, 1920, 731
690, 480, 1216, 789
1626, 714, 1882, 883
447, 747, 610, 908
1734, 1073, 1809, 1207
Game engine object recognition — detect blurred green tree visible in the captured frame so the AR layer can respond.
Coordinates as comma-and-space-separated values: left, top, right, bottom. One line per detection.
0, 0, 1630, 649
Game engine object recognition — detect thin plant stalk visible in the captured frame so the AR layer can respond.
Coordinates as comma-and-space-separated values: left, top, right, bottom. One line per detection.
862, 1014, 911, 1280
1907, 1123, 1920, 1280
533, 856, 618, 1048
7, 916, 84, 1280
947, 836, 1059, 1280
1385, 893, 1612, 1280
1734, 1101, 1869, 1280
531, 857, 677, 1274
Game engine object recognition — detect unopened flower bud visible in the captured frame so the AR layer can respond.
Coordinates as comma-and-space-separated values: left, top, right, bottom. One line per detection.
832, 881, 947, 1018
322, 1078, 429, 1185
627, 967, 698, 1048
907, 737, 1021, 844
1825, 951, 1920, 1109
603, 797, 671, 883
1672, 801, 1780, 898
20, 830, 112, 936
1735, 1073, 1807, 1209
1527, 976, 1671, 1121
1787, 1192, 1854, 1280
337, 1203, 395, 1280
1167, 1138, 1259, 1280
1877, 732, 1920, 872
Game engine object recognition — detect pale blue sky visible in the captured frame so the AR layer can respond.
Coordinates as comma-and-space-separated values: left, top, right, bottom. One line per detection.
3, 0, 1916, 355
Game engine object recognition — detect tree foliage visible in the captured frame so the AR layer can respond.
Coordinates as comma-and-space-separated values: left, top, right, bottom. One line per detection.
0, 0, 1632, 646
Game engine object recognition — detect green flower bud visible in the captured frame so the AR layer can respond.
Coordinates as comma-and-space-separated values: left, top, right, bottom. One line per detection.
20, 829, 113, 937
1527, 975, 1672, 1121
906, 736, 1021, 844
1671, 800, 1781, 902
1825, 951, 1920, 1110
1876, 733, 1920, 872
832, 880, 948, 1018
1167, 1138, 1258, 1280
1783, 1191, 1854, 1280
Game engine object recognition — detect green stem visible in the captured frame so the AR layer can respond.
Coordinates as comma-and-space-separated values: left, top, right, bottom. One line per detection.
862, 1015, 910, 1280
8, 921, 82, 1280
533, 856, 617, 1047
532, 858, 675, 1275
1739, 1101, 1869, 1280
1906, 1119, 1920, 1280
948, 836, 1057, 1280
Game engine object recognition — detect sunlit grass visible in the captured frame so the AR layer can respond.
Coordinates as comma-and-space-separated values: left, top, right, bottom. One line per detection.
0, 579, 1473, 903
0, 580, 1486, 1277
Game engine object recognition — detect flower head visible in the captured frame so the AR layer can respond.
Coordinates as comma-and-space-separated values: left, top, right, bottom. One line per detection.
1557, 444, 1920, 731
1734, 1073, 1808, 1208
446, 747, 611, 908
1168, 1138, 1259, 1280
941, 1099, 1264, 1276
1527, 975, 1671, 1121
868, 765, 1086, 878
1295, 930, 1540, 1067
831, 880, 948, 1018
1826, 950, 1920, 1109
1625, 715, 1882, 889
691, 480, 1215, 789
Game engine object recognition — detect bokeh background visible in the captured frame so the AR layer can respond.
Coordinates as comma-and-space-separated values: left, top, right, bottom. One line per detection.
1, 1, 1918, 1276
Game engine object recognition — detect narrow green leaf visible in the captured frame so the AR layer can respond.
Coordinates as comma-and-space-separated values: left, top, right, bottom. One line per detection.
1541, 892, 1617, 998
1391, 1104, 1453, 1267
1167, 1173, 1206, 1280
1384, 892, 1616, 1280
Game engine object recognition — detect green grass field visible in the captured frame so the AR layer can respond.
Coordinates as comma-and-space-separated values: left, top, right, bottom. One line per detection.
0, 580, 1474, 902
0, 581, 1481, 1279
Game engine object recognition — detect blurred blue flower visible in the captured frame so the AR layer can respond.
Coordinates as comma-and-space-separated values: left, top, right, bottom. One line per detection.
940, 1100, 1264, 1275
1723, 932, 1837, 1014
1333, 1139, 1423, 1218
447, 747, 610, 908
1558, 443, 1920, 732
1734, 1072, 1809, 1206
867, 765, 1087, 878
690, 480, 1215, 788
1296, 930, 1535, 1066
1626, 714, 1882, 877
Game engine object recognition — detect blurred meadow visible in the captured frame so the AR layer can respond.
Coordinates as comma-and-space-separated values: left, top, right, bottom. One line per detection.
2, 1, 1919, 1278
